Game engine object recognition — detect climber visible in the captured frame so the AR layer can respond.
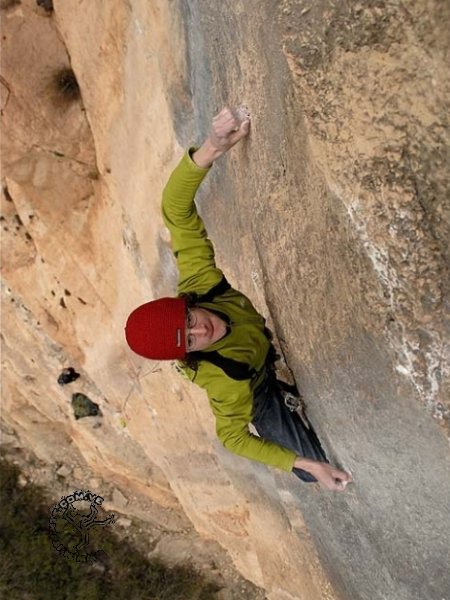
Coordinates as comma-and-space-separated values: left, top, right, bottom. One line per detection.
125, 106, 352, 492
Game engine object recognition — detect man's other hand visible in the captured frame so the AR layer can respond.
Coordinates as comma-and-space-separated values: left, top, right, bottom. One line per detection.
294, 457, 353, 492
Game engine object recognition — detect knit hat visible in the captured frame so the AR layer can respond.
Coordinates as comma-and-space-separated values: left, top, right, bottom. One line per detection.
125, 297, 187, 360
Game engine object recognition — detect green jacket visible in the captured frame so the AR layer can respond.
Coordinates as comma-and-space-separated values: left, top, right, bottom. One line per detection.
162, 149, 296, 472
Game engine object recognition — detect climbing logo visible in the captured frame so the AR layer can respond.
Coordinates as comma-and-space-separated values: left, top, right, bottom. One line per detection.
48, 490, 116, 563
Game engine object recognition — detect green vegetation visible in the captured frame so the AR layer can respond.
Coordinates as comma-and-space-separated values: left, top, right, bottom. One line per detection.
0, 456, 219, 599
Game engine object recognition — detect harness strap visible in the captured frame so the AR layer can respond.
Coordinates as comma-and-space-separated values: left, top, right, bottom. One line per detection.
196, 276, 231, 303
189, 350, 258, 381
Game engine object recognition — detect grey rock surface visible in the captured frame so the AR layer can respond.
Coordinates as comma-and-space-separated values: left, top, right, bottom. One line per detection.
173, 1, 450, 599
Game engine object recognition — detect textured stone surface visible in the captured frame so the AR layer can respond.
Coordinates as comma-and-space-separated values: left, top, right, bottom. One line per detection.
1, 1, 449, 599
171, 1, 450, 599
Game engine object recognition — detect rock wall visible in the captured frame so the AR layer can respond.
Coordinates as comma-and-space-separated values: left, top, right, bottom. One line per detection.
281, 0, 450, 423
171, 2, 450, 599
1, 1, 337, 598
2, 1, 449, 599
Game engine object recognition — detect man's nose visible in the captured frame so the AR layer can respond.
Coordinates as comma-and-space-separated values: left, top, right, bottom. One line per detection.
190, 323, 207, 336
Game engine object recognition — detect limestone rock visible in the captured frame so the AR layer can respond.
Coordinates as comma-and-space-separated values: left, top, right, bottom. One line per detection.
112, 488, 128, 509
2, 1, 449, 599
117, 517, 132, 528
56, 464, 71, 478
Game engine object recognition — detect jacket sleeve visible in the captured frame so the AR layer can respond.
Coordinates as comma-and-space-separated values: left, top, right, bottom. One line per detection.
207, 373, 297, 472
161, 148, 224, 296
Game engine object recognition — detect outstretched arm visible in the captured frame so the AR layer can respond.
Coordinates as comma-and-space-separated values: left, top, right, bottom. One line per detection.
161, 106, 250, 296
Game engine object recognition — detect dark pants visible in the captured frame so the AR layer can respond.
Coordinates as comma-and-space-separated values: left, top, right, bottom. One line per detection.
252, 373, 328, 482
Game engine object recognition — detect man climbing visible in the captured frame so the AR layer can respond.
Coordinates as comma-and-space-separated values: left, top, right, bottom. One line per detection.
125, 106, 352, 492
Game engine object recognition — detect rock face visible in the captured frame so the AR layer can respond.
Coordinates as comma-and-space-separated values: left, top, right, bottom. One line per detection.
1, 1, 449, 600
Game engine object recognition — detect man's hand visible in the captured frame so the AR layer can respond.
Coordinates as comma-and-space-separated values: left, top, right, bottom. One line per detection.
192, 105, 251, 168
209, 105, 251, 152
294, 457, 353, 492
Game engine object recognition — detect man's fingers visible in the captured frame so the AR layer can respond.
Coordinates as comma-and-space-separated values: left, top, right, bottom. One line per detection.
336, 479, 349, 490
209, 105, 251, 153
231, 119, 251, 140
343, 471, 353, 483
333, 469, 353, 482
213, 106, 231, 119
213, 106, 251, 135
240, 119, 251, 134
322, 470, 353, 492
333, 471, 353, 491
213, 107, 235, 124
329, 477, 348, 492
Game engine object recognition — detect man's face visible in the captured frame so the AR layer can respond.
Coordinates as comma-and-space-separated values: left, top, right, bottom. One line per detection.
186, 307, 227, 352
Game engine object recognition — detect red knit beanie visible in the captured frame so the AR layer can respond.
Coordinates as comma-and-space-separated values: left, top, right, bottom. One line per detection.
125, 297, 187, 360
